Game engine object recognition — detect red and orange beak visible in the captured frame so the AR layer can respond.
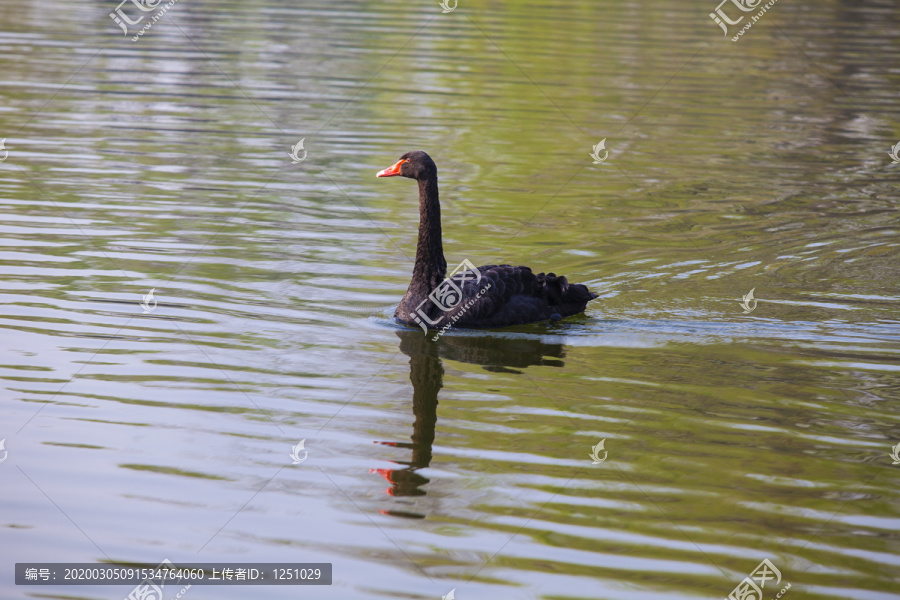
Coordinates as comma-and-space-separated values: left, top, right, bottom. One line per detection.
376, 158, 407, 177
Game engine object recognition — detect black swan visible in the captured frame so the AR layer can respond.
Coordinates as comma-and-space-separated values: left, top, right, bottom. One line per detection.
377, 151, 598, 331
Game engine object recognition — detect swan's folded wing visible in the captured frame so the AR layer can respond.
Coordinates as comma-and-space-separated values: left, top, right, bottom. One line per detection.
448, 265, 543, 327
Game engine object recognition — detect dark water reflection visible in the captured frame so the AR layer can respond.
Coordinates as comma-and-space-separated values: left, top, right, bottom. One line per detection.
374, 331, 567, 502
1, 0, 900, 599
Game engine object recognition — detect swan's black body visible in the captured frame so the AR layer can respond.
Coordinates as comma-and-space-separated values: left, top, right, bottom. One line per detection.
377, 151, 598, 329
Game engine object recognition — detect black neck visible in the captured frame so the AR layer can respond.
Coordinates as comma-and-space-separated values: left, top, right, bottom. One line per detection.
410, 176, 446, 294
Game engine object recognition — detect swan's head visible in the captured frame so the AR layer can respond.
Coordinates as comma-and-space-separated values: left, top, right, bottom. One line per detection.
376, 150, 437, 180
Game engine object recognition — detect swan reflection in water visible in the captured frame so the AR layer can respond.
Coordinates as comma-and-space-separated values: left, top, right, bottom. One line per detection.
371, 329, 567, 514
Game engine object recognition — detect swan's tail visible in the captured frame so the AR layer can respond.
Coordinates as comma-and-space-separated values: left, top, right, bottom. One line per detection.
537, 272, 598, 317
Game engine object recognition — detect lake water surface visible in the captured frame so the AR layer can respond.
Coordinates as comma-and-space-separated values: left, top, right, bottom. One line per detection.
2, 0, 900, 599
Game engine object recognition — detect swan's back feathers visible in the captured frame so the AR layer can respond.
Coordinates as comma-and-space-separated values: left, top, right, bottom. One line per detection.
437, 264, 598, 328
